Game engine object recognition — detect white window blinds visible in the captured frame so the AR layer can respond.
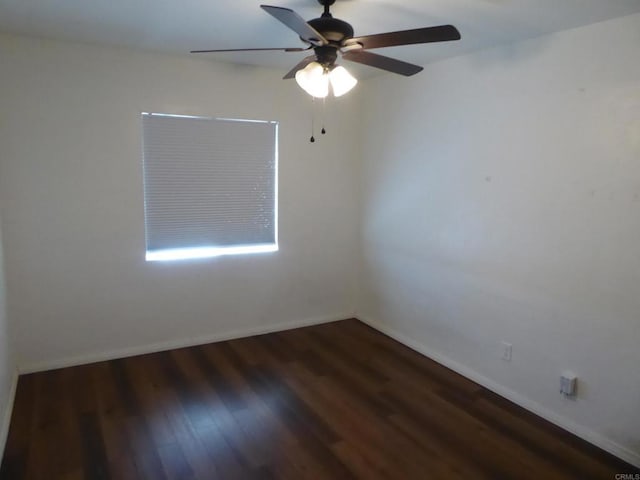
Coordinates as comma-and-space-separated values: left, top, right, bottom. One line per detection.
142, 113, 278, 261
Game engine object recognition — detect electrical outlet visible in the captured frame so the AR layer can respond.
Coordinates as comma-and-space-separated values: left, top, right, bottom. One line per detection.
501, 342, 512, 361
560, 371, 577, 397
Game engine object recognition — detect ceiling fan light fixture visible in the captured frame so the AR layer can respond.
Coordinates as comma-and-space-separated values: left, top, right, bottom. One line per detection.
329, 65, 357, 97
295, 61, 329, 98
295, 61, 358, 98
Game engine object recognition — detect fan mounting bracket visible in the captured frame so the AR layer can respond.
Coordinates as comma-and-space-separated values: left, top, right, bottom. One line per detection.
318, 0, 336, 16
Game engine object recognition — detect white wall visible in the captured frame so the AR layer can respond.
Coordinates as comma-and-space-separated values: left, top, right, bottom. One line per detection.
358, 13, 640, 465
0, 207, 16, 457
0, 210, 17, 459
0, 34, 360, 371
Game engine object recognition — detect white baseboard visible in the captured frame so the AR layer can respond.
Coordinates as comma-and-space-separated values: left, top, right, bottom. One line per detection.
0, 368, 19, 460
357, 314, 640, 469
20, 313, 352, 374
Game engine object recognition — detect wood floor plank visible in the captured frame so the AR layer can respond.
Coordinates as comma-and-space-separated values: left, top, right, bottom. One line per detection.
1, 319, 637, 479
236, 338, 394, 469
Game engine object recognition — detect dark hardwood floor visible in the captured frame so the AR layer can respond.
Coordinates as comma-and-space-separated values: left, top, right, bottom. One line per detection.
1, 319, 636, 479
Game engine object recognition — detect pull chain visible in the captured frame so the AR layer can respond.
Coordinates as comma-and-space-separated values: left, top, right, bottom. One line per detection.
321, 96, 327, 135
310, 97, 315, 143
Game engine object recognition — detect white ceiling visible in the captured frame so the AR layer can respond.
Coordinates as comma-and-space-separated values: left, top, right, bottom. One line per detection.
1, 0, 639, 77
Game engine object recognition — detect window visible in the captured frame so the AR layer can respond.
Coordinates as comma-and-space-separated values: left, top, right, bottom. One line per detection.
141, 113, 278, 261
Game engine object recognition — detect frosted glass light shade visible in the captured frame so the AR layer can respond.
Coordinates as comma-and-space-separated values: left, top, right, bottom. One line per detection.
295, 62, 329, 98
329, 66, 358, 97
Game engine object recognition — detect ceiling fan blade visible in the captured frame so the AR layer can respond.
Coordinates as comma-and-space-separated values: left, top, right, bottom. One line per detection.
342, 50, 423, 76
283, 55, 317, 79
261, 5, 328, 46
350, 25, 461, 50
191, 46, 310, 53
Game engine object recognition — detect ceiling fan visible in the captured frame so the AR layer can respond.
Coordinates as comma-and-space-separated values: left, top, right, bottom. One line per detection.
192, 0, 461, 98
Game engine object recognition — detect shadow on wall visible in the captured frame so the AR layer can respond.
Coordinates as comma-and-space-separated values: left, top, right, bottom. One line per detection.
467, 34, 551, 69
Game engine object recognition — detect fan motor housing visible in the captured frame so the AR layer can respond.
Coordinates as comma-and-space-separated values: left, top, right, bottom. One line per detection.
308, 16, 354, 44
